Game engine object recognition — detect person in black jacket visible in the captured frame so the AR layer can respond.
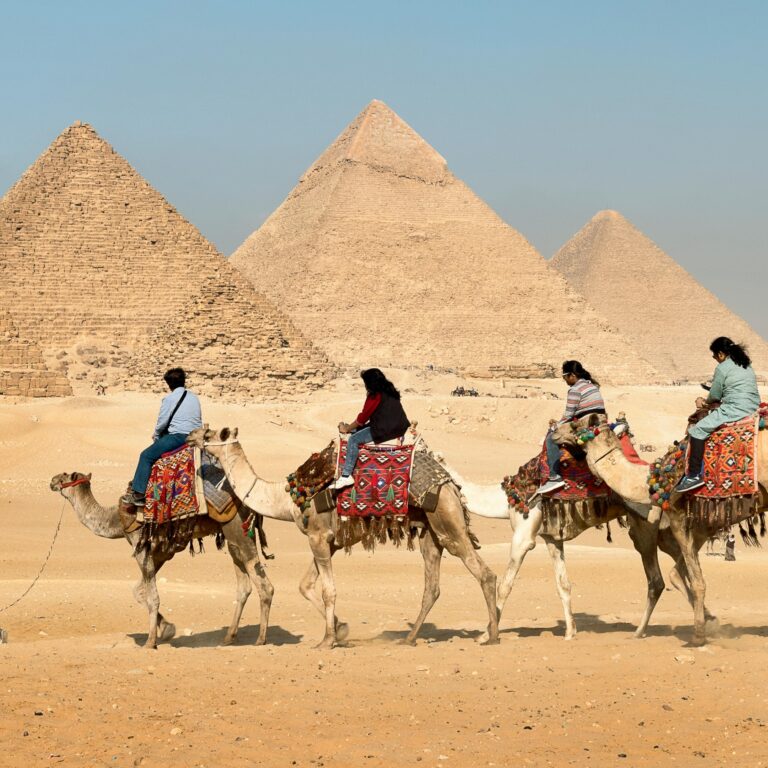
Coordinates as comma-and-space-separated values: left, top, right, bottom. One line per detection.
331, 368, 410, 490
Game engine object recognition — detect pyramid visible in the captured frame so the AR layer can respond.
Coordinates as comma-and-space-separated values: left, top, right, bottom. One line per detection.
0, 122, 331, 397
0, 311, 71, 397
231, 100, 657, 382
551, 210, 768, 380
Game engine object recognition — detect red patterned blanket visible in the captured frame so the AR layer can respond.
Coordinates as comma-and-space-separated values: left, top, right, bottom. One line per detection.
502, 444, 609, 516
694, 414, 758, 499
336, 439, 414, 517
144, 445, 200, 525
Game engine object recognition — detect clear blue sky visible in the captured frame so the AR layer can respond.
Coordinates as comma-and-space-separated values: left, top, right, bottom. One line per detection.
1, 0, 766, 335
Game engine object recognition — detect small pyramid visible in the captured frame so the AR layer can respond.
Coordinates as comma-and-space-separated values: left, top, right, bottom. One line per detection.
0, 122, 331, 397
551, 210, 768, 379
231, 101, 657, 381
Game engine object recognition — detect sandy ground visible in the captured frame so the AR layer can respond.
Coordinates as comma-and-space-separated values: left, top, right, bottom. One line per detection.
1, 374, 767, 767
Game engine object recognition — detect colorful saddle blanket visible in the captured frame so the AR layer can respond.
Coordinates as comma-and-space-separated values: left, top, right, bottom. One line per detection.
694, 414, 758, 499
502, 444, 609, 515
144, 445, 203, 525
649, 414, 759, 511
336, 439, 415, 518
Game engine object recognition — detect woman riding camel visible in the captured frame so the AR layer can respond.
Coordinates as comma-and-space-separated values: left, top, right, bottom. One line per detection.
676, 337, 760, 493
537, 360, 607, 495
332, 368, 410, 491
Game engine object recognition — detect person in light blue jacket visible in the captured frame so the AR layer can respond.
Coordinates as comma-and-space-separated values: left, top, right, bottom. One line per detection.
124, 368, 203, 507
676, 337, 761, 492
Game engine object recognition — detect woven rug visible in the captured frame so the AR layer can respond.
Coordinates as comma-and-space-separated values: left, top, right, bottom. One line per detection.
336, 439, 415, 517
648, 413, 762, 533
502, 443, 611, 539
143, 445, 201, 525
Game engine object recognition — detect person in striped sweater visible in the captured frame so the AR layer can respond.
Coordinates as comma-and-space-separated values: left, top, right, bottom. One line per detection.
537, 360, 606, 495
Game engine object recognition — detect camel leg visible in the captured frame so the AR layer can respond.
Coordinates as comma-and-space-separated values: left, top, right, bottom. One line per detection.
627, 517, 665, 638
454, 542, 499, 646
658, 529, 717, 623
544, 538, 575, 640
667, 515, 708, 645
404, 529, 444, 646
133, 549, 161, 649
221, 521, 274, 646
308, 531, 338, 649
131, 554, 176, 643
496, 509, 540, 626
298, 557, 349, 642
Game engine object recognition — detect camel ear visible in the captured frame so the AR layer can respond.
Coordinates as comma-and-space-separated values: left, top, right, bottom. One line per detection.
87, 473, 92, 481
232, 427, 238, 439
588, 414, 600, 427
221, 427, 230, 441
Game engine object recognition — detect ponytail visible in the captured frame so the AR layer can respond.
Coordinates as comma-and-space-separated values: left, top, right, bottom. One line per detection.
710, 337, 751, 369
562, 360, 600, 387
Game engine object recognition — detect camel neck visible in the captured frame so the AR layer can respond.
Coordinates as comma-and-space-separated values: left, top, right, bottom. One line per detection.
68, 486, 125, 539
213, 444, 296, 523
586, 442, 650, 505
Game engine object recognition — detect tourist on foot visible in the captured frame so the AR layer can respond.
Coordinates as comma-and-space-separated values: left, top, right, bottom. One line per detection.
124, 368, 203, 506
332, 368, 410, 491
536, 360, 606, 496
676, 337, 760, 493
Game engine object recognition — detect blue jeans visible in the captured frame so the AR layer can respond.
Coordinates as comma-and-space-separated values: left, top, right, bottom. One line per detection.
132, 433, 188, 495
342, 427, 373, 476
545, 429, 561, 479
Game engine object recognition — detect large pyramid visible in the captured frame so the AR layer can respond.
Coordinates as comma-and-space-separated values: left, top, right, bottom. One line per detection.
551, 210, 768, 380
231, 100, 656, 382
0, 122, 331, 398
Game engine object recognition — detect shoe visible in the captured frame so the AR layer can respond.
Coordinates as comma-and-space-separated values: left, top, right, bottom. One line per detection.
537, 476, 566, 495
122, 490, 146, 507
331, 475, 354, 491
675, 475, 704, 493
612, 423, 628, 437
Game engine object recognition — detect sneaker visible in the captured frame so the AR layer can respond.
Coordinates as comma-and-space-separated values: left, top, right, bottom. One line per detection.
675, 475, 704, 493
537, 476, 566, 495
331, 475, 354, 491
612, 422, 628, 437
122, 490, 146, 507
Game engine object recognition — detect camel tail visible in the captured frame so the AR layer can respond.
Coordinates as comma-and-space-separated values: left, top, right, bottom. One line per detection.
455, 484, 481, 550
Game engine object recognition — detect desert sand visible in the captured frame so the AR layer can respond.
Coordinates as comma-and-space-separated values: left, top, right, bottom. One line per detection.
1, 374, 767, 767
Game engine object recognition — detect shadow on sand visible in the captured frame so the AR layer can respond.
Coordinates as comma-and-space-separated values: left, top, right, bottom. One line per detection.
127, 624, 303, 648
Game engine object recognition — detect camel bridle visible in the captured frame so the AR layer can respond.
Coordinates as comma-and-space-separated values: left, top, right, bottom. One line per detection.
59, 476, 90, 490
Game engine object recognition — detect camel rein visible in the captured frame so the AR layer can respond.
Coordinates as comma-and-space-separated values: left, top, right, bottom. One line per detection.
592, 445, 619, 465
0, 498, 67, 616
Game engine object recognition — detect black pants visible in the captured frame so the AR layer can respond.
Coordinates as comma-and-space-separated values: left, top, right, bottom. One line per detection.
687, 436, 706, 476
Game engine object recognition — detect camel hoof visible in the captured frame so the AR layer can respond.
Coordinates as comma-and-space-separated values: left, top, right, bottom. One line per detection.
400, 637, 417, 647
633, 630, 648, 639
335, 622, 350, 642
479, 637, 500, 646
222, 634, 237, 646
689, 635, 707, 647
314, 639, 336, 650
159, 622, 176, 642
564, 631, 577, 641
143, 642, 158, 650
478, 631, 490, 644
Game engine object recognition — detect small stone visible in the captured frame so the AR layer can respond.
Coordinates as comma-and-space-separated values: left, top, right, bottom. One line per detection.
34, 710, 43, 716
170, 727, 182, 736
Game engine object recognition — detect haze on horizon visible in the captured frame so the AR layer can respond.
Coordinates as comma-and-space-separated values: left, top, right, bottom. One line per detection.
1, 0, 766, 337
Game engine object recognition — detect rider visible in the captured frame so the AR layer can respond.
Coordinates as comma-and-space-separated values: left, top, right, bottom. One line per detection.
676, 337, 760, 492
537, 360, 606, 495
332, 368, 410, 491
124, 368, 203, 507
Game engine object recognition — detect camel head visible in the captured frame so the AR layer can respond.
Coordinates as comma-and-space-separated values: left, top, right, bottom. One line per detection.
186, 425, 239, 451
553, 414, 621, 474
50, 471, 92, 494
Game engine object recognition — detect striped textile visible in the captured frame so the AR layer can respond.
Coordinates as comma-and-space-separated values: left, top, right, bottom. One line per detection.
563, 379, 605, 420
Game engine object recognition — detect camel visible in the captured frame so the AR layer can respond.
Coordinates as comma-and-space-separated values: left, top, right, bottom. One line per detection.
442, 460, 694, 640
49, 472, 274, 649
185, 427, 499, 648
554, 415, 768, 644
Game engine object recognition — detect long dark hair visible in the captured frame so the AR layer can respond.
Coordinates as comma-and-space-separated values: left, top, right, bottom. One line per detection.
562, 360, 600, 387
361, 368, 401, 400
710, 337, 751, 368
